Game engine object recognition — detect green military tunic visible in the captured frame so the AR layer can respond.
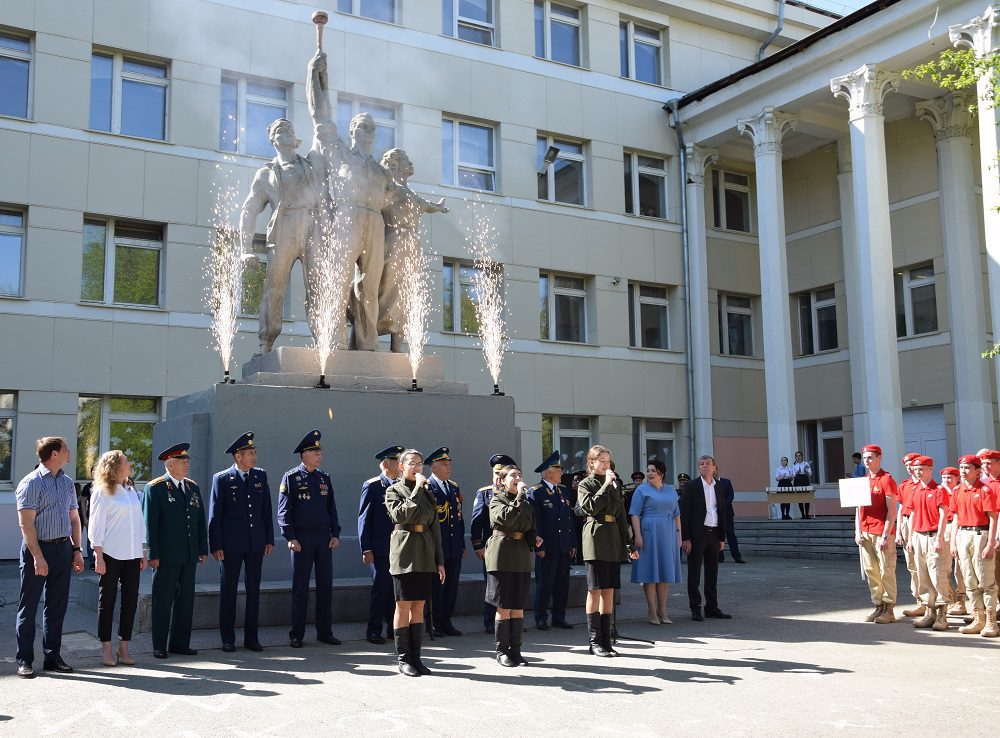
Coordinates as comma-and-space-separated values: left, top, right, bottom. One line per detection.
577, 473, 632, 563
486, 491, 536, 574
385, 479, 444, 575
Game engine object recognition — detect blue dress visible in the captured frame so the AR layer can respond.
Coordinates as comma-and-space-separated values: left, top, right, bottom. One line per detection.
629, 482, 681, 584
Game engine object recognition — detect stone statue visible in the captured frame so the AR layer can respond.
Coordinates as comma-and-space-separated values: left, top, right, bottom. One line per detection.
376, 148, 448, 352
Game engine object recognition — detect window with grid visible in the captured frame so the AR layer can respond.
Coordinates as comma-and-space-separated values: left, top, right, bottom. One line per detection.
0, 392, 15, 484
894, 263, 938, 337
220, 75, 289, 157
629, 283, 669, 349
337, 95, 398, 160
81, 218, 163, 307
711, 169, 751, 233
77, 396, 159, 483
798, 286, 838, 355
542, 415, 591, 471
540, 273, 587, 343
718, 293, 754, 356
90, 51, 168, 140
442, 260, 484, 334
619, 20, 662, 85
442, 117, 496, 191
534, 1, 582, 66
0, 208, 25, 297
633, 418, 675, 481
798, 419, 845, 484
337, 0, 396, 23
443, 0, 496, 45
537, 136, 585, 205
0, 31, 31, 119
624, 151, 666, 218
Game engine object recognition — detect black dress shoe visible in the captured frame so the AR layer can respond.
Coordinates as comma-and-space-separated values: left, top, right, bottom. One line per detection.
243, 641, 264, 652
42, 658, 73, 673
168, 646, 198, 656
222, 643, 236, 653
16, 662, 34, 678
441, 623, 462, 636
366, 633, 386, 645
691, 608, 705, 621
535, 621, 550, 631
317, 635, 341, 646
431, 626, 446, 637
705, 608, 732, 619
153, 650, 168, 659
552, 621, 574, 629
734, 558, 747, 564
289, 639, 303, 648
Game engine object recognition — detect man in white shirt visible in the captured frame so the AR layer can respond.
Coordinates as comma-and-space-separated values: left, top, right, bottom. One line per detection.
679, 455, 731, 621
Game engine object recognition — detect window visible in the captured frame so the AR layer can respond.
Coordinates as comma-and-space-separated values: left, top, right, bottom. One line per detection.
534, 1, 581, 66
241, 235, 291, 318
442, 261, 483, 334
540, 273, 587, 343
719, 294, 754, 356
894, 263, 938, 337
542, 415, 591, 471
0, 208, 25, 296
220, 75, 289, 157
337, 95, 398, 160
619, 20, 662, 85
633, 419, 675, 481
81, 218, 163, 306
0, 32, 31, 119
624, 151, 666, 219
90, 52, 168, 140
711, 169, 751, 233
76, 396, 159, 483
443, 0, 495, 46
0, 392, 14, 483
337, 0, 396, 23
798, 287, 838, 355
442, 117, 496, 191
628, 284, 669, 349
537, 136, 585, 205
798, 418, 845, 484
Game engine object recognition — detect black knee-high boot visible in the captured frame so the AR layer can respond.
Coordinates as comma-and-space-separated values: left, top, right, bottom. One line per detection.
495, 619, 516, 667
393, 627, 419, 677
409, 623, 431, 675
509, 617, 528, 665
587, 612, 612, 657
600, 614, 617, 656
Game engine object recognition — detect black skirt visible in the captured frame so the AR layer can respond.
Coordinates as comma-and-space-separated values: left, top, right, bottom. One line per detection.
485, 571, 530, 609
585, 560, 622, 591
793, 474, 810, 487
393, 572, 435, 602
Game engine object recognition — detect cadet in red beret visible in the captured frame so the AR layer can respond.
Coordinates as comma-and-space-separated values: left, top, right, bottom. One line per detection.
896, 452, 925, 619
939, 467, 967, 616
949, 455, 998, 636
855, 445, 898, 623
903, 456, 953, 630
976, 449, 1000, 617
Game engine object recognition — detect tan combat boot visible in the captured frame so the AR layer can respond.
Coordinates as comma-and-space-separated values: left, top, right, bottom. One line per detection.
912, 605, 935, 628
865, 603, 884, 623
932, 604, 950, 631
902, 603, 926, 618
947, 600, 967, 616
960, 609, 984, 634
981, 609, 999, 638
874, 604, 895, 624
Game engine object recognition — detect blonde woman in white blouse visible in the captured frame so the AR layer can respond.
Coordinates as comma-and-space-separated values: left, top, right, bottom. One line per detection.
89, 450, 147, 666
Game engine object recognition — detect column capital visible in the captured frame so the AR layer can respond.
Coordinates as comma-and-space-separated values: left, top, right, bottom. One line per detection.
830, 64, 900, 121
915, 92, 976, 141
684, 144, 719, 186
950, 4, 1000, 57
736, 106, 797, 156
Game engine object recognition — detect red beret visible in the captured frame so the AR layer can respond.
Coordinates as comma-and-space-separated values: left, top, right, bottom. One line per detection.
958, 454, 983, 468
913, 455, 933, 467
978, 449, 1000, 461
902, 452, 920, 463
940, 467, 959, 477
861, 444, 882, 455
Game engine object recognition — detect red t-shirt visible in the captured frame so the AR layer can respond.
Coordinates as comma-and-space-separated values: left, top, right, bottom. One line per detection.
902, 480, 946, 532
859, 469, 898, 534
897, 479, 917, 517
949, 480, 997, 527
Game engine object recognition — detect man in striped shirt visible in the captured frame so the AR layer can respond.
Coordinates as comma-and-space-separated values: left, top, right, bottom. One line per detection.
14, 436, 85, 678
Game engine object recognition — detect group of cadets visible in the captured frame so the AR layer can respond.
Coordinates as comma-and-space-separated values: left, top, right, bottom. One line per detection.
855, 444, 1000, 636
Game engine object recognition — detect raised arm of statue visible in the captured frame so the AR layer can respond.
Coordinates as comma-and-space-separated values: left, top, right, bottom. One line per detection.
307, 51, 333, 125
394, 182, 448, 215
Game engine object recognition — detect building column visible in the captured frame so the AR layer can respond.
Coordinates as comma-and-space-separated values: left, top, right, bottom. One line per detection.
830, 64, 904, 462
952, 7, 1000, 444
736, 107, 797, 468
916, 93, 994, 450
684, 144, 719, 457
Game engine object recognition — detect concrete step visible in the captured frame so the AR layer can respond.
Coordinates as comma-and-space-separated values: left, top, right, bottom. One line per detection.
732, 516, 861, 560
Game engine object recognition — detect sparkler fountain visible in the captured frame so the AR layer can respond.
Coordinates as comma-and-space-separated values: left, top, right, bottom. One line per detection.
465, 200, 509, 396
398, 202, 433, 391
206, 164, 244, 384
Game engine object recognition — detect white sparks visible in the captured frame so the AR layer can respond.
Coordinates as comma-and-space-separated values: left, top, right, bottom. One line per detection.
309, 176, 352, 377
204, 160, 243, 377
465, 199, 508, 387
398, 201, 432, 380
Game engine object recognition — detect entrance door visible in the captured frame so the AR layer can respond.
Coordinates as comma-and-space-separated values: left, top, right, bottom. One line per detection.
902, 406, 947, 464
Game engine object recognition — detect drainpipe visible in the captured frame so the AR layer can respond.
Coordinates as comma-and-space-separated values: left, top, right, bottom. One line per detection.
758, 0, 787, 61
664, 98, 697, 474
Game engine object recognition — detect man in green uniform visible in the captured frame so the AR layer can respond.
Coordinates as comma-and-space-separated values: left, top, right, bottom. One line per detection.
144, 443, 208, 659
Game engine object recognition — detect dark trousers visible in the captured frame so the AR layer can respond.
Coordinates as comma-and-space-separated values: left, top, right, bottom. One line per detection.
719, 510, 743, 562
431, 557, 462, 626
290, 534, 332, 640
97, 554, 141, 642
534, 551, 570, 624
687, 526, 721, 611
481, 558, 496, 627
16, 540, 72, 665
367, 556, 394, 637
151, 561, 197, 651
219, 550, 264, 645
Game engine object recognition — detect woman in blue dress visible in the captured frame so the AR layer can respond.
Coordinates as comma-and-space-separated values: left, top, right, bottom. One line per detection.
629, 458, 682, 624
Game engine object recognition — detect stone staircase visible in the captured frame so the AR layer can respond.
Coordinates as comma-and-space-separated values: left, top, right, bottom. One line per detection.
733, 516, 861, 560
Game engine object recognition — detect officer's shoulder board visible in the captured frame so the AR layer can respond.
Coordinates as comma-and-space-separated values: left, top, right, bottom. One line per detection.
149, 475, 167, 487
183, 477, 196, 486
364, 476, 382, 486
477, 485, 491, 494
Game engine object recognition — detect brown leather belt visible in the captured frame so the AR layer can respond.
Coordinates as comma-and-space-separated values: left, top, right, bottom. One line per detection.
960, 525, 990, 532
395, 523, 426, 533
492, 531, 524, 540
586, 515, 616, 523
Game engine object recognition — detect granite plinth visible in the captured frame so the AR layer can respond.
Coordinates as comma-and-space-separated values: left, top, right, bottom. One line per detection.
241, 347, 446, 390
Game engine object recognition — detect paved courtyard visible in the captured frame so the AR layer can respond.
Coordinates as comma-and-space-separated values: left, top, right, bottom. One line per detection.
1, 557, 998, 736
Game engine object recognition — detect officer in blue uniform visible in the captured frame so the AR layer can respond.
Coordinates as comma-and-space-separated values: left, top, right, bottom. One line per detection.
209, 431, 274, 653
471, 453, 515, 634
277, 430, 342, 648
358, 445, 402, 645
529, 451, 576, 630
426, 447, 466, 636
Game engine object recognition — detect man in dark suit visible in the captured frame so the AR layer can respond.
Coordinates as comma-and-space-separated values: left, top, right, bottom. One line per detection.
529, 451, 576, 630
680, 454, 732, 621
208, 431, 274, 653
358, 445, 403, 645
144, 443, 208, 659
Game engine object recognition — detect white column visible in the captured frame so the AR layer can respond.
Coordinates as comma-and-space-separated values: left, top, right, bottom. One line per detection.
952, 6, 1000, 444
736, 107, 797, 468
830, 64, 904, 463
916, 93, 995, 450
684, 144, 719, 456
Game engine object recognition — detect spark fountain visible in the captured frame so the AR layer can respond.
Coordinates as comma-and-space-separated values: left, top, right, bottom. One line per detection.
465, 199, 509, 396
205, 161, 244, 384
398, 202, 432, 391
